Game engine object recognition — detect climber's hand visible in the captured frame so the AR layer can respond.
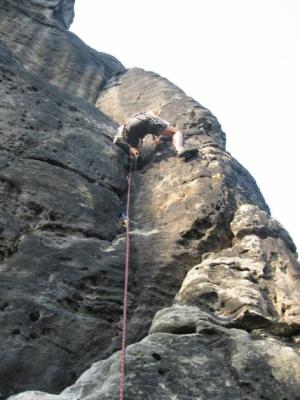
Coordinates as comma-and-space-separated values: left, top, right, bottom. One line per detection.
129, 147, 140, 157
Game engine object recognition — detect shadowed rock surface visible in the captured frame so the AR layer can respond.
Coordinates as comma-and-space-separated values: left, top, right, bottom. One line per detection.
1, 1, 300, 399
8, 329, 300, 400
0, 0, 125, 102
4, 0, 75, 29
0, 37, 129, 395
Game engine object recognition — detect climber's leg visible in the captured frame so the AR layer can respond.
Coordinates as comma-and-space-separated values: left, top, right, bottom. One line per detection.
160, 126, 198, 158
160, 126, 184, 151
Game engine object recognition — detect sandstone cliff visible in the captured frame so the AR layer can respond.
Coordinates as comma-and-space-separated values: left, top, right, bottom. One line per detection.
0, 1, 299, 400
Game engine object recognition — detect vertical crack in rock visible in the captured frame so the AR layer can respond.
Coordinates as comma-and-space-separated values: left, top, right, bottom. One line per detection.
1, 2, 300, 400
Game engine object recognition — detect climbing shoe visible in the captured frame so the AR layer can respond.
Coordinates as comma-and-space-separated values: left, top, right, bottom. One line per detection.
177, 148, 199, 159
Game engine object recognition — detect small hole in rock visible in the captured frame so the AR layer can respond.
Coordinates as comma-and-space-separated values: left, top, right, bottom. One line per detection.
30, 332, 38, 339
29, 310, 40, 322
152, 352, 162, 361
1, 302, 9, 311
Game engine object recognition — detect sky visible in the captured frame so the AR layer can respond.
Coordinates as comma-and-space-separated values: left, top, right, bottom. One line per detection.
70, 0, 300, 255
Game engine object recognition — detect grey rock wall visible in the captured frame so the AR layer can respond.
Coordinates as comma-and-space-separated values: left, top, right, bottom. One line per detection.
1, 1, 300, 399
8, 329, 300, 400
3, 0, 75, 29
0, 0, 125, 103
0, 39, 128, 395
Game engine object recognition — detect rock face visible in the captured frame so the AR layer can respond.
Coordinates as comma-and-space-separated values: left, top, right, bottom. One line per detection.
0, 0, 125, 103
8, 329, 300, 400
1, 1, 300, 400
0, 37, 130, 396
5, 0, 75, 29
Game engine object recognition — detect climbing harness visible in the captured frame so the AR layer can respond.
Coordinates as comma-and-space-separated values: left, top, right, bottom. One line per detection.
119, 157, 133, 400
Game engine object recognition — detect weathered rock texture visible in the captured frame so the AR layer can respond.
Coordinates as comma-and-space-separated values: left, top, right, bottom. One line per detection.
0, 0, 125, 102
4, 0, 75, 29
1, 1, 300, 400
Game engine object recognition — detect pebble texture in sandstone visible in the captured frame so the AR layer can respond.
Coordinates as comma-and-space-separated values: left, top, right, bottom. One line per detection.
1, 1, 300, 399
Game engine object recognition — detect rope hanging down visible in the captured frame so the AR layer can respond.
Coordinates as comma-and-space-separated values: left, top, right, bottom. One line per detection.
119, 158, 133, 400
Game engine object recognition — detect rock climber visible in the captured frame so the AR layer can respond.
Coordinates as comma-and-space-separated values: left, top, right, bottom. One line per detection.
113, 111, 198, 159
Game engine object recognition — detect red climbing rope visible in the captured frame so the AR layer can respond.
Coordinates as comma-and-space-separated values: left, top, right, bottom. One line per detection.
119, 158, 133, 400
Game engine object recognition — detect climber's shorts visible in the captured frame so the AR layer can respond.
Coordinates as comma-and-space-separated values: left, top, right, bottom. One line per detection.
125, 115, 169, 148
